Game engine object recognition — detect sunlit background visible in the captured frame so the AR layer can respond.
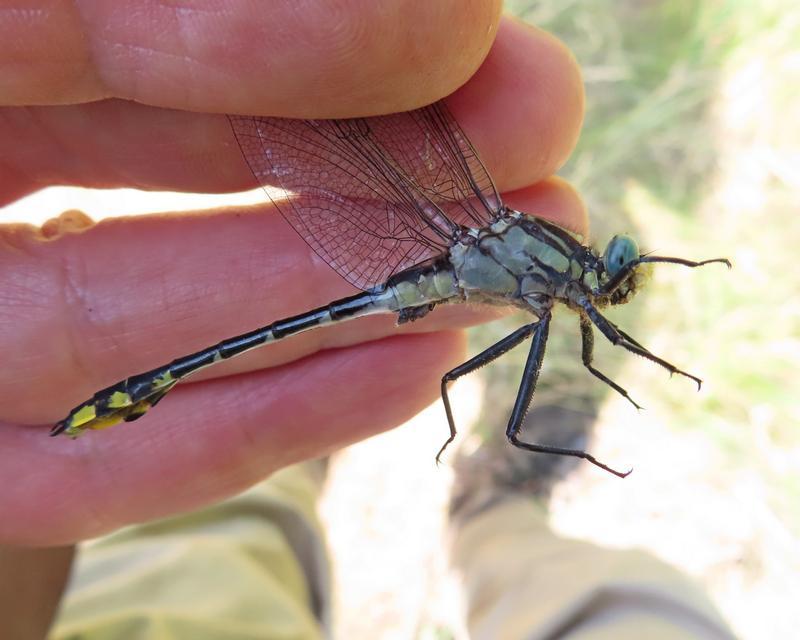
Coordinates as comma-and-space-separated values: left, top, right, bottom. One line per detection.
4, 2, 798, 639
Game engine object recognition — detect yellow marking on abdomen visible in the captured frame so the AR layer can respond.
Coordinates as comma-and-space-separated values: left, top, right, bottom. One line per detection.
70, 404, 97, 428
106, 391, 132, 408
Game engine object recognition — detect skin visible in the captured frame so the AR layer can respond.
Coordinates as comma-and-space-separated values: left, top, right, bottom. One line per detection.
0, 1, 587, 545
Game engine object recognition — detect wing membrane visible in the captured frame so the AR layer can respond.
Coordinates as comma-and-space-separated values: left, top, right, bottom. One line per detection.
229, 101, 502, 290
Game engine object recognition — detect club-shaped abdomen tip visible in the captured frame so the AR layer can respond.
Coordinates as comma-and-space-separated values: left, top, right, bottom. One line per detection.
50, 420, 67, 437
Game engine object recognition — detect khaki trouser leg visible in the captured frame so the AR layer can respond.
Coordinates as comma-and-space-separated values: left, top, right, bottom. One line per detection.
50, 462, 330, 640
451, 497, 735, 640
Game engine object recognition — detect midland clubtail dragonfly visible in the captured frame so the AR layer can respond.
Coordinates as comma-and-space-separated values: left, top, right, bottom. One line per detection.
51, 101, 729, 477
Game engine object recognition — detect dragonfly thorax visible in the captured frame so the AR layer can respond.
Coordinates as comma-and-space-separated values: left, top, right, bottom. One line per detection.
446, 212, 652, 317
448, 212, 586, 314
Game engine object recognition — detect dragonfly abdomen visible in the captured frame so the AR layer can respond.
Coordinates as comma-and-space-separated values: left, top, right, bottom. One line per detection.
51, 289, 401, 438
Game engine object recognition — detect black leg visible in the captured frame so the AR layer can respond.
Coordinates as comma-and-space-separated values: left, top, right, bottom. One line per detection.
437, 322, 538, 463
580, 316, 643, 410
580, 298, 703, 389
506, 313, 632, 478
599, 256, 730, 297
639, 256, 731, 269
607, 318, 647, 351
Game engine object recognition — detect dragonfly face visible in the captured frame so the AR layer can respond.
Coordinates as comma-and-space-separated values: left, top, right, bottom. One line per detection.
584, 234, 651, 308
603, 234, 640, 276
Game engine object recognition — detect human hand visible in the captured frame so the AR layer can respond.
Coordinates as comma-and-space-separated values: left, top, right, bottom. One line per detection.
0, 1, 585, 545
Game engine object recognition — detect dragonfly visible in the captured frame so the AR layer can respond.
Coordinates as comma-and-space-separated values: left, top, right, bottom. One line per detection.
51, 101, 729, 477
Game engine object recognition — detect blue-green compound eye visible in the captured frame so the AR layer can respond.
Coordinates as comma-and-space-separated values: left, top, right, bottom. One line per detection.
603, 234, 639, 276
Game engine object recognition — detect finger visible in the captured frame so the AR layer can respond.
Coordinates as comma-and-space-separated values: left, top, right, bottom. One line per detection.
1, 18, 583, 202
0, 177, 585, 424
504, 176, 588, 237
2, 0, 501, 115
0, 330, 465, 545
449, 19, 585, 193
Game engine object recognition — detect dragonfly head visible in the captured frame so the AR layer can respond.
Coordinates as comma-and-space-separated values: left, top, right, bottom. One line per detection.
603, 234, 639, 276
595, 234, 653, 306
593, 235, 731, 307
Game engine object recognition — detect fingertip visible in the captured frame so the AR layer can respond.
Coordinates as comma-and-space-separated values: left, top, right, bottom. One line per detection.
450, 18, 585, 189
101, 0, 503, 117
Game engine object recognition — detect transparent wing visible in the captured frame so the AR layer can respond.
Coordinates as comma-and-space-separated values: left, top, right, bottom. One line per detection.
228, 101, 503, 290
